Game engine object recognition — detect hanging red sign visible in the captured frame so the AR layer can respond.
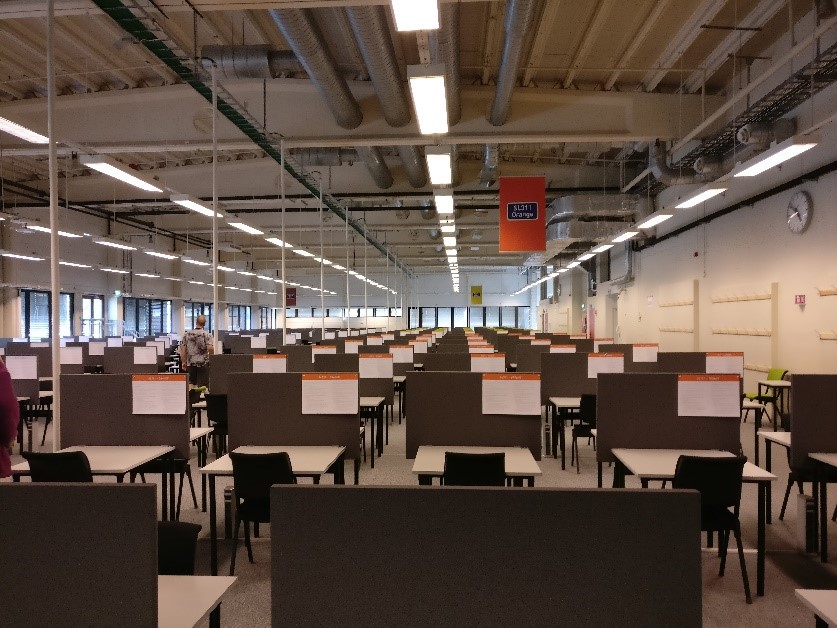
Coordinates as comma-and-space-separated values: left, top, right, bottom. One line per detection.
285, 287, 297, 306
499, 176, 546, 252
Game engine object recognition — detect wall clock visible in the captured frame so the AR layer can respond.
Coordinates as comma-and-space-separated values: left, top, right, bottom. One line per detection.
787, 191, 812, 234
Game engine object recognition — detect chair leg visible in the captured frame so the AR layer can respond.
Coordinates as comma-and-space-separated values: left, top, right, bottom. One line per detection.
719, 530, 729, 575
176, 471, 185, 520
243, 520, 254, 563
254, 522, 259, 538
779, 476, 795, 520
186, 466, 198, 510
733, 524, 753, 604
832, 503, 837, 522
229, 516, 241, 576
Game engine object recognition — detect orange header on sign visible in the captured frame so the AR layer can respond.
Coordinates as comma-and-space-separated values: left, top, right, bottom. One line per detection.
389, 344, 411, 349
475, 353, 505, 359
132, 374, 187, 382
590, 353, 624, 358
360, 354, 392, 359
678, 374, 740, 382
253, 354, 286, 359
482, 373, 540, 381
552, 344, 575, 349
499, 176, 546, 252
634, 343, 659, 347
301, 373, 359, 381
706, 352, 743, 357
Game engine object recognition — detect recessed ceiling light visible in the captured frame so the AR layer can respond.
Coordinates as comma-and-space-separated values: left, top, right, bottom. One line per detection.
146, 250, 177, 260
675, 188, 727, 209
391, 0, 439, 31
612, 231, 639, 243
0, 116, 48, 143
79, 155, 162, 193
636, 214, 673, 229
228, 221, 264, 235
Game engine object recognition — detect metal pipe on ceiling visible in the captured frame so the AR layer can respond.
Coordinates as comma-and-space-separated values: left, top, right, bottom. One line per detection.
488, 0, 538, 127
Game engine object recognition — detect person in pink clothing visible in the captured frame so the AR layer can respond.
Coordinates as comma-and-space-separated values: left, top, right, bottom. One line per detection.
0, 357, 20, 478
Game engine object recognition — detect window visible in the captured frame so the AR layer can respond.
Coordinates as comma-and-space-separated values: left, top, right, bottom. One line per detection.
517, 306, 531, 329
484, 307, 500, 327
453, 307, 467, 327
436, 307, 452, 328
312, 308, 324, 318
374, 307, 389, 317
259, 306, 277, 329
500, 306, 516, 327
82, 294, 105, 338
390, 307, 402, 318
228, 304, 251, 331
286, 308, 297, 318
124, 298, 172, 337
327, 307, 344, 318
408, 307, 419, 327
420, 307, 436, 328
469, 307, 484, 328
20, 290, 73, 339
185, 302, 214, 332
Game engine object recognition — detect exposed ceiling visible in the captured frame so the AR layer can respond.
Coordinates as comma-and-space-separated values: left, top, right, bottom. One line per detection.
0, 0, 832, 281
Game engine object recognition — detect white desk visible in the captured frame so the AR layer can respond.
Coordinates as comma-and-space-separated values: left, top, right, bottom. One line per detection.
360, 396, 386, 464
612, 448, 776, 597
200, 445, 346, 576
158, 575, 236, 628
809, 453, 837, 564
412, 445, 542, 487
796, 588, 837, 626
548, 396, 582, 468
393, 375, 407, 420
757, 379, 791, 426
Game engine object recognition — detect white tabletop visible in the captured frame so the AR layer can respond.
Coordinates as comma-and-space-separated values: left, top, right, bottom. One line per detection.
191, 400, 206, 409
360, 396, 385, 407
758, 379, 791, 388
611, 448, 776, 483
411, 445, 542, 478
158, 575, 236, 628
742, 400, 765, 409
795, 589, 837, 626
393, 375, 406, 383
38, 376, 52, 382
200, 445, 346, 476
190, 427, 213, 442
590, 429, 597, 438
759, 430, 791, 447
38, 391, 52, 398
11, 445, 175, 475
549, 396, 581, 408
810, 453, 837, 468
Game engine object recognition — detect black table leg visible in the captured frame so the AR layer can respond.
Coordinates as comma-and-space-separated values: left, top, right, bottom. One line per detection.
209, 474, 218, 575
418, 474, 431, 485
765, 441, 773, 524
377, 405, 384, 457
754, 415, 760, 467
368, 413, 375, 470
354, 459, 359, 485
758, 481, 766, 596
597, 462, 603, 488
335, 454, 345, 484
821, 468, 828, 563
559, 415, 566, 471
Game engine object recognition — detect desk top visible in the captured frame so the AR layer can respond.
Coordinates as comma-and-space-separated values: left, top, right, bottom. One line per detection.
360, 396, 385, 407
549, 396, 581, 408
11, 445, 175, 476
758, 379, 791, 388
191, 400, 206, 409
190, 427, 213, 441
393, 375, 406, 383
810, 453, 837, 468
38, 376, 52, 382
200, 445, 346, 476
612, 448, 776, 483
742, 400, 765, 409
759, 430, 791, 447
795, 589, 837, 626
411, 445, 542, 478
158, 575, 236, 628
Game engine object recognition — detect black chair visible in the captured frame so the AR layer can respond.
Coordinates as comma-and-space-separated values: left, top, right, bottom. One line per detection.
188, 388, 204, 427
205, 393, 229, 458
22, 450, 93, 482
672, 455, 751, 604
229, 452, 296, 575
130, 452, 199, 520
570, 394, 597, 474
442, 452, 506, 486
158, 521, 202, 575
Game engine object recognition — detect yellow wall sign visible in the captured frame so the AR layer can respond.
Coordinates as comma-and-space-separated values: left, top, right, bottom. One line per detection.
470, 286, 483, 305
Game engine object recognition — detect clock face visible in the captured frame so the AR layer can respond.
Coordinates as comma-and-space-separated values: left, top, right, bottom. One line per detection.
787, 191, 812, 234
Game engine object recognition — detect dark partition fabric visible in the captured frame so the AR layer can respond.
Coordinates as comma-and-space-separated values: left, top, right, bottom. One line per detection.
314, 354, 359, 372
516, 344, 551, 373
0, 483, 157, 628
790, 374, 837, 468
422, 353, 471, 372
103, 347, 157, 374
5, 345, 52, 376
657, 352, 707, 374
208, 354, 253, 395
540, 352, 596, 404
359, 378, 393, 403
405, 372, 541, 459
281, 345, 314, 372
227, 372, 359, 461
271, 485, 701, 628
60, 374, 190, 458
596, 373, 741, 464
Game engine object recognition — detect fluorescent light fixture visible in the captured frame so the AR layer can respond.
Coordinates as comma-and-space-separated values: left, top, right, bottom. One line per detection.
637, 214, 674, 229
135, 272, 160, 278
592, 244, 614, 254
407, 64, 448, 135
239, 288, 253, 292
273, 278, 284, 284
612, 231, 639, 243
391, 0, 439, 31
445, 248, 457, 256
425, 145, 452, 185
675, 187, 727, 209
267, 292, 277, 296
288, 282, 299, 286
188, 280, 205, 285
566, 261, 581, 269
257, 275, 272, 281
434, 191, 454, 215
255, 290, 266, 294
102, 267, 129, 274
237, 270, 256, 276
734, 135, 819, 177
440, 224, 455, 234
79, 154, 162, 193
170, 194, 221, 218
556, 268, 568, 273
265, 237, 294, 248
2, 252, 44, 261
26, 224, 82, 238
0, 116, 48, 143
442, 237, 456, 248
182, 257, 210, 267
321, 259, 333, 266
164, 277, 182, 282
293, 249, 315, 258
94, 237, 137, 251
59, 261, 91, 268
228, 221, 264, 236
332, 264, 346, 270
226, 286, 239, 291
146, 250, 177, 260
216, 265, 236, 272
578, 253, 595, 261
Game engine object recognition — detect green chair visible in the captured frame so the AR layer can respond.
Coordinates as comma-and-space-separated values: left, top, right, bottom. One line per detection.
743, 368, 788, 427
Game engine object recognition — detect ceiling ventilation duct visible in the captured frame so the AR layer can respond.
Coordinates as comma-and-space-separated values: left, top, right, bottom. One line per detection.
694, 118, 796, 178
489, 0, 539, 126
201, 45, 303, 79
479, 144, 500, 188
649, 140, 709, 186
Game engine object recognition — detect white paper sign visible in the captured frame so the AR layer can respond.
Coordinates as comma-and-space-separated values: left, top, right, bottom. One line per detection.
252, 354, 287, 373
301, 373, 359, 414
632, 344, 659, 363
78, 336, 89, 343
251, 336, 267, 349
531, 339, 550, 346
31, 342, 48, 348
107, 337, 123, 348
481, 374, 541, 415
677, 374, 741, 417
122, 336, 135, 343
313, 346, 337, 356
146, 340, 165, 355
88, 341, 106, 356
359, 354, 394, 378
587, 353, 624, 378
367, 336, 383, 346
550, 344, 576, 353
60, 347, 83, 365
344, 340, 362, 354
337, 331, 348, 338
706, 352, 744, 377
471, 354, 506, 373
389, 345, 414, 364
324, 332, 336, 340
6, 355, 37, 380
157, 336, 172, 348
132, 374, 187, 415
382, 333, 395, 341
134, 346, 158, 365
469, 346, 494, 354
593, 338, 614, 352
284, 333, 297, 345
409, 340, 428, 354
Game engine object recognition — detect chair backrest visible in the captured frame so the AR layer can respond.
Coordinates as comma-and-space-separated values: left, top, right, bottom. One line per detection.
579, 393, 597, 426
443, 452, 506, 486
205, 393, 228, 424
22, 451, 93, 482
157, 521, 202, 575
230, 452, 296, 502
767, 367, 788, 381
672, 455, 746, 511
188, 388, 203, 405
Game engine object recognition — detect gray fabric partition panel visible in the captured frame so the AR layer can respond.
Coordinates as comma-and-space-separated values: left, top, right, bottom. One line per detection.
271, 485, 701, 628
359, 377, 394, 403
516, 344, 550, 373
495, 335, 518, 369
657, 352, 707, 374
6, 346, 53, 375
227, 372, 359, 461
393, 363, 412, 377
790, 374, 837, 468
540, 353, 596, 404
573, 339, 594, 352
60, 374, 190, 458
281, 345, 314, 372
596, 373, 741, 464
405, 372, 541, 460
0, 483, 157, 628
208, 354, 254, 395
437, 344, 471, 353
357, 345, 385, 354
314, 354, 359, 372
103, 347, 157, 374
11, 378, 39, 400
422, 353, 471, 372
597, 344, 639, 372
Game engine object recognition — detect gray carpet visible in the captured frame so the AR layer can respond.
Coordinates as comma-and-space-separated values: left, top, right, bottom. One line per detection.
9, 408, 837, 627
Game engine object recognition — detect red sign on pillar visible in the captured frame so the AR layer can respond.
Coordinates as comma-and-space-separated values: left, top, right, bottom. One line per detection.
285, 287, 297, 306
499, 176, 546, 252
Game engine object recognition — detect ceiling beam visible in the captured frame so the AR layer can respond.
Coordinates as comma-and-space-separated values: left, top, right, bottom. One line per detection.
480, 1, 504, 85
521, 1, 561, 87
603, 0, 670, 91
563, 0, 617, 89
